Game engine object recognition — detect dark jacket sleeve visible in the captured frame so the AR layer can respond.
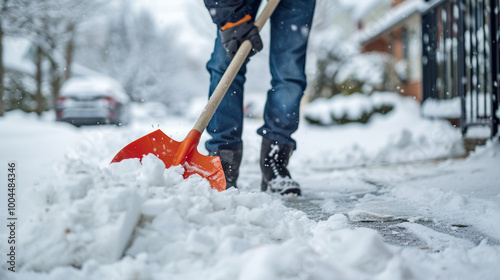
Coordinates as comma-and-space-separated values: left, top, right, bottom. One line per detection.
204, 0, 250, 29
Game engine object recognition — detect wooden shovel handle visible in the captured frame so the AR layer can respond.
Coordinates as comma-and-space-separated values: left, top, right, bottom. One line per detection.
192, 0, 281, 133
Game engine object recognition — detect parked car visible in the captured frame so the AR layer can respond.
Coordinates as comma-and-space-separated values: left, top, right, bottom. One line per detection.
56, 76, 130, 126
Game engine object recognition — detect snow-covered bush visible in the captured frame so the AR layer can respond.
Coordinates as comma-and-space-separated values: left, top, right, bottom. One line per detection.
334, 52, 397, 96
310, 42, 398, 99
309, 30, 353, 99
304, 92, 396, 126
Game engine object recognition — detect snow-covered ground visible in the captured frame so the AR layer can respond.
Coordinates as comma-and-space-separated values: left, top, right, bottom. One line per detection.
1, 93, 499, 280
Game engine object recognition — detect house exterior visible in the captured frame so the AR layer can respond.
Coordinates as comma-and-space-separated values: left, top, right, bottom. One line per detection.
357, 0, 427, 102
357, 0, 499, 138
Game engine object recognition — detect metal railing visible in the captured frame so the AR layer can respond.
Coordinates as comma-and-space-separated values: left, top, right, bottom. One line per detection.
422, 0, 499, 138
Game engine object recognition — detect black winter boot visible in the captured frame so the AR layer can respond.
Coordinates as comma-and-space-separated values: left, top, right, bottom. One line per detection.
260, 138, 301, 195
209, 150, 242, 190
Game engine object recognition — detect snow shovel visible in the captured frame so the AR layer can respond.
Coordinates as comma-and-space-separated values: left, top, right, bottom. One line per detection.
110, 0, 281, 191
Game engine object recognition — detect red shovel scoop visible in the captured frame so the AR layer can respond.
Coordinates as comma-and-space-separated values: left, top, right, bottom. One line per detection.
110, 0, 280, 191
111, 129, 226, 191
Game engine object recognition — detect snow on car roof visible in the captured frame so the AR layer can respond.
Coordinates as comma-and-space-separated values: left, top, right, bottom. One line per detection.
60, 76, 130, 103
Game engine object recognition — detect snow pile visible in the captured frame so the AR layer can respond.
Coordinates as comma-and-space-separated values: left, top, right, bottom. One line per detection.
421, 97, 461, 119
13, 161, 500, 280
17, 158, 143, 271
10, 154, 315, 278
374, 121, 464, 163
421, 94, 498, 120
301, 92, 464, 169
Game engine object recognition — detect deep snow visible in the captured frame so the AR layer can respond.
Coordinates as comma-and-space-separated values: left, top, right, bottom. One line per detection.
1, 93, 500, 280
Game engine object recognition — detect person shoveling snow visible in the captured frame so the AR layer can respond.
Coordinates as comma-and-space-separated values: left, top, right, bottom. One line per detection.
111, 0, 314, 196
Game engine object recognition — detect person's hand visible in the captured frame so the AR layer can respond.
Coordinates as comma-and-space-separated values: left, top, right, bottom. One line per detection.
220, 15, 263, 59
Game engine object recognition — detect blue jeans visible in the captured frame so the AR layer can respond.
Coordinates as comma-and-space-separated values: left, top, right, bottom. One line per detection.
205, 0, 316, 152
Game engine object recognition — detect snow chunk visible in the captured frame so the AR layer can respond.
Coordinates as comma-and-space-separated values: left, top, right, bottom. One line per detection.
311, 227, 395, 274
239, 240, 313, 280
399, 222, 475, 250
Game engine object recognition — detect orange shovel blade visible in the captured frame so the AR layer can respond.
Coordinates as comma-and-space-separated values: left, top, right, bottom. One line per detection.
110, 129, 226, 191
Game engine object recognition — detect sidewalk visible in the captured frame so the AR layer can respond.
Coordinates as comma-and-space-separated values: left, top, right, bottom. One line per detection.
282, 140, 500, 249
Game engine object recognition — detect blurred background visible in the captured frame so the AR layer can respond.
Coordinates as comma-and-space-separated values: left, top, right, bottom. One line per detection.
0, 0, 498, 139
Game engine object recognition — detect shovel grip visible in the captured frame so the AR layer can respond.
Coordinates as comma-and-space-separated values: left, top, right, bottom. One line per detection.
192, 0, 281, 133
